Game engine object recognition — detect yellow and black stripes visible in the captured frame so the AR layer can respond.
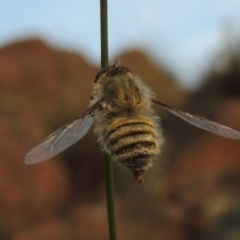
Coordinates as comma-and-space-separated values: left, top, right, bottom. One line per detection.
102, 117, 160, 181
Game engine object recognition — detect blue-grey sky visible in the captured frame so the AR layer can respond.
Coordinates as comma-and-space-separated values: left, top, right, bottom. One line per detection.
1, 1, 240, 88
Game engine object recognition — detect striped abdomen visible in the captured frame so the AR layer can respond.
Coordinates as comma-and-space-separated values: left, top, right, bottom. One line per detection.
103, 117, 161, 184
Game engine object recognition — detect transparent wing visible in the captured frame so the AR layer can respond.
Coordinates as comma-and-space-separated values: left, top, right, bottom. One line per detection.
25, 102, 100, 164
152, 99, 240, 139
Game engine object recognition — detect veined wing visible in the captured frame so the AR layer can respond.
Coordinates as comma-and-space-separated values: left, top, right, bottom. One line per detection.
152, 99, 240, 139
25, 102, 100, 164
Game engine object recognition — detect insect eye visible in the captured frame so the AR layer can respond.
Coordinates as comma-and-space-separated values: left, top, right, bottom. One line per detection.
94, 65, 132, 83
94, 67, 110, 83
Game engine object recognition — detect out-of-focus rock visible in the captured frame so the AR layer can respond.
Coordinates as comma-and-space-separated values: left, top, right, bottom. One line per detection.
149, 43, 240, 239
0, 38, 185, 239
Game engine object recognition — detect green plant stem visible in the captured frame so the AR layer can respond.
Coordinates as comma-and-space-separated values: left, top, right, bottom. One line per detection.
104, 153, 116, 240
100, 1, 116, 240
100, 0, 109, 68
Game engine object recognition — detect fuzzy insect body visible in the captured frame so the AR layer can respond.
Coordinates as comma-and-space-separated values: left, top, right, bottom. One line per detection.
91, 67, 163, 184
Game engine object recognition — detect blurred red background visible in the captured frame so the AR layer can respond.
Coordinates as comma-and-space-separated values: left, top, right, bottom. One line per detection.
1, 38, 240, 240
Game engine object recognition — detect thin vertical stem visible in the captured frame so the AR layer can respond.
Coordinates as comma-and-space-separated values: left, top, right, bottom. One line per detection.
100, 0, 109, 68
104, 153, 116, 240
100, 1, 117, 240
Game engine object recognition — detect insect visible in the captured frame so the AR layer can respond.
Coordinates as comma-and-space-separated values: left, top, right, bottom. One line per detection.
25, 64, 240, 184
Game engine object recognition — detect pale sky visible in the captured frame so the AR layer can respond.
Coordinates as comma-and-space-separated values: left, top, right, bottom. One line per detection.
1, 0, 240, 88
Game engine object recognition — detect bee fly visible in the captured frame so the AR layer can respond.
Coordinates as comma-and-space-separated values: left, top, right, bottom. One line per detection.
25, 64, 240, 184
